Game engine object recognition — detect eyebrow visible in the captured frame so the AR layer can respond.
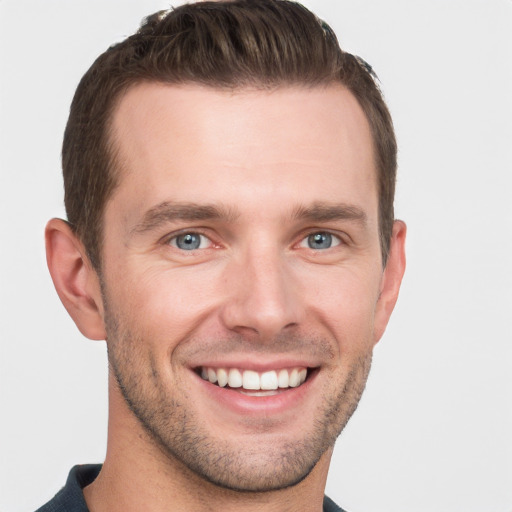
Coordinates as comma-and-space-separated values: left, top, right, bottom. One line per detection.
131, 200, 367, 236
291, 202, 368, 225
131, 201, 240, 235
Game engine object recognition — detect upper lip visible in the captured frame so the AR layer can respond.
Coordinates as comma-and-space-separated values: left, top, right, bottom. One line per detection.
188, 356, 323, 372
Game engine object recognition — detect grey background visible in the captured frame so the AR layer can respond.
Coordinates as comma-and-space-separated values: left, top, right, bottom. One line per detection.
1, 1, 511, 511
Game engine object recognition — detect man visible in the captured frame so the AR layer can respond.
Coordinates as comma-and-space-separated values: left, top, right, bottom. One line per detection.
41, 1, 406, 511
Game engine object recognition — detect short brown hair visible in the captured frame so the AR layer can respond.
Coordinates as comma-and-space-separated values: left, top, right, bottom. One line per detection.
63, 0, 397, 270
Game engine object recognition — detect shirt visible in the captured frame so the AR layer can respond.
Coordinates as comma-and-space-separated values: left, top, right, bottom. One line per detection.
36, 464, 346, 512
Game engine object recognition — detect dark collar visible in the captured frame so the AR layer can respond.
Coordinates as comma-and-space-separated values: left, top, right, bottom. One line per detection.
36, 464, 345, 512
35, 464, 101, 512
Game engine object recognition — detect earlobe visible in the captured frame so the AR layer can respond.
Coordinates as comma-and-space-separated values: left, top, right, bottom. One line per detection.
45, 218, 106, 340
373, 220, 407, 344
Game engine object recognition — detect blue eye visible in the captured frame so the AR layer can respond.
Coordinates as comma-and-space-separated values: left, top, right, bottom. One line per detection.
302, 232, 340, 250
170, 233, 208, 250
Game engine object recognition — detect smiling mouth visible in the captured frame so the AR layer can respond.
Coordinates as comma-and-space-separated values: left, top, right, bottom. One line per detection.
197, 366, 312, 395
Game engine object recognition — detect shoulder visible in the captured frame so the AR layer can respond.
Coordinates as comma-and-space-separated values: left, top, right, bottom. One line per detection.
35, 465, 101, 512
323, 495, 349, 512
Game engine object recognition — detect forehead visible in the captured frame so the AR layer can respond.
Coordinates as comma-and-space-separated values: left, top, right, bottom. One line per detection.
108, 82, 377, 223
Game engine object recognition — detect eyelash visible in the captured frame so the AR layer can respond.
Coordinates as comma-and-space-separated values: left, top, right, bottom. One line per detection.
298, 231, 343, 250
165, 230, 215, 251
164, 229, 345, 252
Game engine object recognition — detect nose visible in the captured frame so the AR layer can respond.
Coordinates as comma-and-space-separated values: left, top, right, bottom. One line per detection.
219, 243, 302, 341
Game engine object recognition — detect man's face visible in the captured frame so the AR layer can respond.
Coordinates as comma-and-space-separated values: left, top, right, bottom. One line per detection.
99, 83, 395, 491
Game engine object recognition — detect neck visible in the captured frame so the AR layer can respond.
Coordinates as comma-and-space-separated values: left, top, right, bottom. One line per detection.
84, 378, 331, 512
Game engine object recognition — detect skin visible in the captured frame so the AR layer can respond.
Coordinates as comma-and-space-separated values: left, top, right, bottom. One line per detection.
46, 83, 406, 512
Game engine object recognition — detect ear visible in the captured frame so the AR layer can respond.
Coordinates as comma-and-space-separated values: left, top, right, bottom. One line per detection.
373, 220, 407, 344
45, 218, 106, 340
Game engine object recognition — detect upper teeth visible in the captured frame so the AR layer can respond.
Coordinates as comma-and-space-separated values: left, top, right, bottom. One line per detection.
200, 367, 307, 390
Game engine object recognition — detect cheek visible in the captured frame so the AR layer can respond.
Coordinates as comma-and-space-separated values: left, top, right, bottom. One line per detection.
104, 252, 382, 359
107, 263, 224, 344
301, 266, 381, 351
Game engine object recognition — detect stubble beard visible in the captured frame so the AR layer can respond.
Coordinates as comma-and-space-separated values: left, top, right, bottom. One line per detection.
103, 299, 372, 493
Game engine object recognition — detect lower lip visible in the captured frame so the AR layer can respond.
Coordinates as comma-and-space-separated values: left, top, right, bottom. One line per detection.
193, 370, 317, 416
